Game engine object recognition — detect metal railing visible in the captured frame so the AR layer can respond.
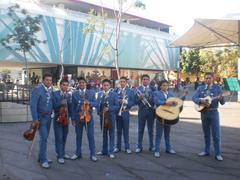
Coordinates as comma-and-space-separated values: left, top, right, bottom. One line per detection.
0, 83, 36, 104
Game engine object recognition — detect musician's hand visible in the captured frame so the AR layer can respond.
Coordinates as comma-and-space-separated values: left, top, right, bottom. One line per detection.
61, 99, 67, 105
119, 99, 123, 104
103, 107, 109, 112
123, 99, 128, 104
200, 99, 208, 105
72, 120, 76, 127
84, 100, 90, 104
139, 94, 144, 100
166, 101, 175, 106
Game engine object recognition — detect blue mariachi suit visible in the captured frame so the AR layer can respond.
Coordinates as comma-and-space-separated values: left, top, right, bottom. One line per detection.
115, 87, 135, 151
135, 85, 155, 150
71, 89, 97, 158
53, 90, 72, 159
192, 84, 225, 156
30, 84, 53, 163
153, 90, 175, 153
97, 90, 119, 155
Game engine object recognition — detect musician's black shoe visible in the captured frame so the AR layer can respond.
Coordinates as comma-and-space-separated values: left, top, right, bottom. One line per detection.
198, 151, 210, 156
70, 154, 82, 160
38, 159, 53, 163
96, 151, 108, 156
126, 149, 132, 154
154, 152, 160, 158
149, 147, 155, 152
90, 156, 98, 162
166, 149, 176, 154
135, 148, 142, 153
113, 148, 121, 153
215, 155, 223, 161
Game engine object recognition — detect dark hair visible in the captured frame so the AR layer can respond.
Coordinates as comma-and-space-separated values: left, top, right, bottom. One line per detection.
141, 74, 150, 80
120, 76, 128, 81
60, 79, 69, 85
42, 72, 52, 80
77, 76, 87, 83
205, 72, 214, 77
158, 79, 169, 88
102, 79, 111, 84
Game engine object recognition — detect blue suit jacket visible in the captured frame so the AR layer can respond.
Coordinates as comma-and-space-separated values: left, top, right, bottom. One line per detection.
114, 87, 135, 110
134, 85, 155, 109
153, 90, 174, 106
52, 90, 72, 118
192, 84, 225, 109
30, 84, 53, 121
71, 89, 97, 122
96, 91, 119, 115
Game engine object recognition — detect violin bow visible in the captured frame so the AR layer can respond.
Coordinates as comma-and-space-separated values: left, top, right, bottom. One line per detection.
27, 127, 38, 159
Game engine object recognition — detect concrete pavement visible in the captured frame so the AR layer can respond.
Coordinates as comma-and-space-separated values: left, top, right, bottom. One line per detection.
0, 101, 240, 180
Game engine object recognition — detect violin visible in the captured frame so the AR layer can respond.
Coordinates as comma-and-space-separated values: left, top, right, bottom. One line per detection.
23, 121, 39, 141
58, 104, 68, 126
103, 110, 111, 129
102, 99, 111, 129
80, 100, 91, 123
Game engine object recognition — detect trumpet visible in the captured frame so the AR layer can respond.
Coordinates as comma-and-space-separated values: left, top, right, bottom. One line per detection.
135, 88, 152, 108
118, 95, 128, 116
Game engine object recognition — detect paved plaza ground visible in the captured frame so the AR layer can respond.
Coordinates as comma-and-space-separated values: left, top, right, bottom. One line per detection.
0, 100, 240, 180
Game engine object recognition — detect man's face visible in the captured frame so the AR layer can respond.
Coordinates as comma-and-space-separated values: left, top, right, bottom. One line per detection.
142, 77, 150, 86
78, 80, 86, 89
204, 75, 213, 85
43, 76, 52, 88
60, 82, 69, 92
160, 82, 168, 92
120, 79, 127, 88
102, 82, 111, 91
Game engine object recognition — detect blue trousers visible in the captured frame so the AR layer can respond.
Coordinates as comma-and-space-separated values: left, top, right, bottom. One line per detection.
201, 110, 221, 156
75, 119, 96, 157
155, 120, 172, 152
53, 119, 68, 159
137, 108, 155, 149
100, 115, 115, 155
116, 111, 130, 150
38, 114, 52, 163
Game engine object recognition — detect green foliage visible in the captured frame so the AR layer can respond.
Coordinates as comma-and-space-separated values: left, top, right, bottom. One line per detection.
199, 47, 239, 77
0, 4, 45, 52
180, 48, 201, 75
134, 0, 146, 9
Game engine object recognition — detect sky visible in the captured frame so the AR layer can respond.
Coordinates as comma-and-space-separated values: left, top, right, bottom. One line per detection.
80, 0, 240, 36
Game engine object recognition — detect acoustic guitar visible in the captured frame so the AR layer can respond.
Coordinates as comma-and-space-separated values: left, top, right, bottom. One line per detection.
194, 91, 230, 112
156, 97, 183, 121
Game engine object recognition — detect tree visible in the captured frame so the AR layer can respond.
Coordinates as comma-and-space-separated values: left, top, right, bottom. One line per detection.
200, 47, 239, 77
0, 4, 45, 85
84, 0, 145, 80
180, 48, 202, 77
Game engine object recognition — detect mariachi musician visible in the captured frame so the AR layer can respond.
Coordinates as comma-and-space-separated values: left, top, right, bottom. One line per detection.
153, 80, 186, 158
53, 79, 72, 164
70, 77, 98, 162
96, 79, 119, 159
135, 74, 156, 153
30, 73, 53, 169
113, 76, 135, 154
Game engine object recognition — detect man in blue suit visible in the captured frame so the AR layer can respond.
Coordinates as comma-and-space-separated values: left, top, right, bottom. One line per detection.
113, 76, 134, 154
70, 77, 98, 162
135, 74, 155, 153
153, 80, 185, 158
96, 79, 119, 159
53, 79, 72, 164
30, 73, 53, 169
192, 72, 225, 161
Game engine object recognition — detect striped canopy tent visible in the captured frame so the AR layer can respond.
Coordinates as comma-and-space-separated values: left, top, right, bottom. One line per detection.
171, 18, 240, 48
